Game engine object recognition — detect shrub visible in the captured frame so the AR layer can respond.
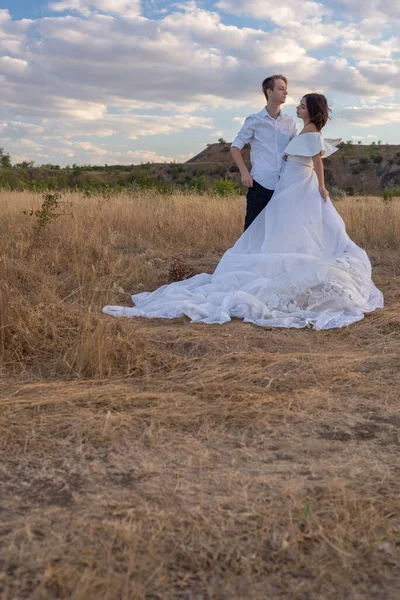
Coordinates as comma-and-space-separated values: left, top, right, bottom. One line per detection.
23, 191, 68, 231
211, 178, 239, 197
359, 156, 370, 171
330, 187, 347, 200
213, 164, 226, 176
0, 147, 11, 168
128, 169, 158, 189
382, 186, 400, 201
187, 175, 207, 192
170, 164, 185, 174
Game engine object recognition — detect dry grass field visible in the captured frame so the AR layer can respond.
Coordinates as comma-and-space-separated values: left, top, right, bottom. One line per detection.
1, 190, 400, 600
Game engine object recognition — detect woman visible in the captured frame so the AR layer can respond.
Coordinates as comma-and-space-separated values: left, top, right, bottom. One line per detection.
103, 94, 383, 330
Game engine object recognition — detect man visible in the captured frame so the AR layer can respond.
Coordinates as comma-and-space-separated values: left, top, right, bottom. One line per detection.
231, 74, 297, 230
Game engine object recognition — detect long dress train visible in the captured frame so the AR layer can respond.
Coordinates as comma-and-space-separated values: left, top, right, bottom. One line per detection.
103, 133, 383, 330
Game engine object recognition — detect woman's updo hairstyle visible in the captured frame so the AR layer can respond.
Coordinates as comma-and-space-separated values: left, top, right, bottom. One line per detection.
303, 93, 331, 131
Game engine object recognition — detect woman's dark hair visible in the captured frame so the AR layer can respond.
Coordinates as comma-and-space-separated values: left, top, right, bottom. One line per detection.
303, 93, 331, 131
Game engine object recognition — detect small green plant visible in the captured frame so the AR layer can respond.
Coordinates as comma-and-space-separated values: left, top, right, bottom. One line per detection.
382, 186, 400, 202
382, 190, 392, 203
304, 504, 312, 520
330, 187, 347, 200
24, 190, 67, 231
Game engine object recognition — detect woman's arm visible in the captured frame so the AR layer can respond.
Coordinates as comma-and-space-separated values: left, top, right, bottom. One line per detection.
312, 152, 329, 201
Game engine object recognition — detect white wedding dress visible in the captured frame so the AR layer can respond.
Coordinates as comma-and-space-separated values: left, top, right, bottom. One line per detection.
103, 133, 383, 330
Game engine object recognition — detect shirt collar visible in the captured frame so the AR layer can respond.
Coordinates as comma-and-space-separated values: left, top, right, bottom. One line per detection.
261, 107, 284, 120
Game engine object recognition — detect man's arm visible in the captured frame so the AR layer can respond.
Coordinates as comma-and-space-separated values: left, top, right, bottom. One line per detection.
230, 116, 254, 188
231, 147, 253, 187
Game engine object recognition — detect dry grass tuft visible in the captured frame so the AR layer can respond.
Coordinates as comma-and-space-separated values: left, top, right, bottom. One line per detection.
1, 191, 400, 599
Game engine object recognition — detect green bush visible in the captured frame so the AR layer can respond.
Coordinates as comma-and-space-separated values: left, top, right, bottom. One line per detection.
213, 164, 226, 176
211, 178, 239, 197
188, 175, 207, 192
382, 186, 400, 201
359, 156, 370, 171
169, 164, 185, 174
128, 169, 158, 189
330, 187, 347, 200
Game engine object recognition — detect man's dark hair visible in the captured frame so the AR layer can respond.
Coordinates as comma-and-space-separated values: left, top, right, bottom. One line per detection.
303, 93, 331, 131
262, 74, 288, 100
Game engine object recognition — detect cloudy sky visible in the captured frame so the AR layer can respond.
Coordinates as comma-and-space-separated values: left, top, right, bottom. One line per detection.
1, 0, 399, 166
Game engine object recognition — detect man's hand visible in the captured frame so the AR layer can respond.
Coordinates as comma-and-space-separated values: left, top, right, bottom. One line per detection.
241, 170, 254, 188
319, 185, 329, 201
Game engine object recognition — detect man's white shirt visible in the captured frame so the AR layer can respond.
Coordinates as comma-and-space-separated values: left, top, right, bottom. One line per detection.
231, 108, 297, 190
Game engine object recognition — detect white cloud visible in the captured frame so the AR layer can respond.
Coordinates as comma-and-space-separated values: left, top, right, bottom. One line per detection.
332, 0, 400, 20
0, 1, 399, 164
121, 114, 214, 139
48, 0, 141, 17
342, 38, 398, 61
0, 9, 32, 55
1, 1, 396, 124
18, 138, 44, 151
356, 59, 400, 88
127, 150, 177, 163
351, 134, 378, 139
217, 0, 328, 26
11, 153, 35, 164
337, 104, 400, 127
64, 140, 109, 154
10, 121, 45, 135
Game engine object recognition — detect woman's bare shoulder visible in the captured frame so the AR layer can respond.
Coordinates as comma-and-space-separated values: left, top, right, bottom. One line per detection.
301, 124, 319, 133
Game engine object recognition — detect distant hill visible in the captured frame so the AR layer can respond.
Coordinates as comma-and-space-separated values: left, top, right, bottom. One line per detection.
183, 141, 400, 195
2, 141, 400, 195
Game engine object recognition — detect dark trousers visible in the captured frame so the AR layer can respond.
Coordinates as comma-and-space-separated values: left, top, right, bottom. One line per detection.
244, 180, 274, 231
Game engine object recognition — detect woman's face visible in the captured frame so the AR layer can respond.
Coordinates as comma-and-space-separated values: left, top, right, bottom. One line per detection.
296, 97, 309, 120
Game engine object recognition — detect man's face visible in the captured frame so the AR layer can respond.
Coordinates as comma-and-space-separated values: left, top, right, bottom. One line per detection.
269, 79, 288, 104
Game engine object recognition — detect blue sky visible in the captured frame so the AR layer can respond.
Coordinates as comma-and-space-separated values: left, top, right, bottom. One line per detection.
0, 0, 399, 166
